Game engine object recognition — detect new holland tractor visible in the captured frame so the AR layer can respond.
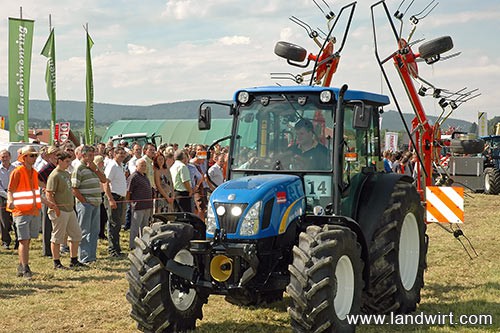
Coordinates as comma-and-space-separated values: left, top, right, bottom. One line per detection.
126, 1, 475, 332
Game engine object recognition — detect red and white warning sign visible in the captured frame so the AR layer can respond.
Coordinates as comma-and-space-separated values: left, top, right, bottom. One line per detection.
55, 122, 71, 143
426, 186, 464, 223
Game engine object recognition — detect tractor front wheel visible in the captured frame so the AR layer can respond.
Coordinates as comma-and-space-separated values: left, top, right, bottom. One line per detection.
126, 222, 208, 333
362, 181, 427, 314
287, 224, 364, 333
484, 167, 500, 194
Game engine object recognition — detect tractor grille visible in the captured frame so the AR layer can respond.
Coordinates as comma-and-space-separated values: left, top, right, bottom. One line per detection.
261, 198, 274, 230
214, 203, 248, 234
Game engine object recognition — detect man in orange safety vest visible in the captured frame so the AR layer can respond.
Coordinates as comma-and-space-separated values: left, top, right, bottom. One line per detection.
7, 145, 56, 279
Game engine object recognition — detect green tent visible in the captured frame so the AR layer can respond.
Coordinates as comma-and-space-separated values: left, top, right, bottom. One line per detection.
102, 119, 233, 146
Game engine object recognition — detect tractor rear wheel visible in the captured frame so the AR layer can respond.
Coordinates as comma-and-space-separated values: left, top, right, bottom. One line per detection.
484, 167, 500, 194
362, 181, 427, 314
126, 222, 208, 333
287, 224, 364, 333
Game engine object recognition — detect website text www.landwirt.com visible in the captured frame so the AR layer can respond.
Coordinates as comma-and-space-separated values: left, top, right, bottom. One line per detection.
347, 312, 493, 326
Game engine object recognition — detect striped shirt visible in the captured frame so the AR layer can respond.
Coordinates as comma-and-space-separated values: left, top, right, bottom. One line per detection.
71, 163, 102, 206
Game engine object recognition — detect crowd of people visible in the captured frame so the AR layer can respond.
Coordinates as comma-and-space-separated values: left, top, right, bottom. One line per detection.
0, 140, 229, 279
383, 149, 417, 177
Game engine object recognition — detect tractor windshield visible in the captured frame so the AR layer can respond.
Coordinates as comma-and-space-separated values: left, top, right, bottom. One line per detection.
232, 95, 333, 172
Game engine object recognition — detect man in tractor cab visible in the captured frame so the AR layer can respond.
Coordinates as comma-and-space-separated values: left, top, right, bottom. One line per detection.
289, 118, 329, 170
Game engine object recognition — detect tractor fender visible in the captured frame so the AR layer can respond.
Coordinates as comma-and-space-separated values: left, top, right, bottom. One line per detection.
355, 173, 414, 244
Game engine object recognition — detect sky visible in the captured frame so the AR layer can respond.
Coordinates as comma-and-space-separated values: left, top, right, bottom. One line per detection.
1, 0, 499, 124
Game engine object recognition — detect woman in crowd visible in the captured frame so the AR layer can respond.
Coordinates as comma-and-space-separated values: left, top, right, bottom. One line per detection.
153, 152, 175, 213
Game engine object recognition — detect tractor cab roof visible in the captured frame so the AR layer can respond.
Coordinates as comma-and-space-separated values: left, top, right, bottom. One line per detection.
234, 86, 390, 106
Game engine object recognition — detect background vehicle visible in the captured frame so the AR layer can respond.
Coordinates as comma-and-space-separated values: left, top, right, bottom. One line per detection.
481, 135, 500, 194
0, 142, 44, 161
126, 1, 475, 332
436, 132, 499, 194
109, 132, 161, 147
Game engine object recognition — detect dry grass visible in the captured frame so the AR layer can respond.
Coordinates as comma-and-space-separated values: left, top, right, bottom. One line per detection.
0, 193, 498, 332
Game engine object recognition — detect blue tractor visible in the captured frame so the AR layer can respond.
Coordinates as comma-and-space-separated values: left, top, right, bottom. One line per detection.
127, 84, 427, 333
481, 135, 500, 194
124, 1, 454, 332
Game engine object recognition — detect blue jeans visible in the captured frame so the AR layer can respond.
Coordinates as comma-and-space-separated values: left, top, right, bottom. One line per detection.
76, 202, 100, 263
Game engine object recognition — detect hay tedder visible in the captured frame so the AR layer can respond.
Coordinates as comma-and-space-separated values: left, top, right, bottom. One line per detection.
126, 1, 478, 332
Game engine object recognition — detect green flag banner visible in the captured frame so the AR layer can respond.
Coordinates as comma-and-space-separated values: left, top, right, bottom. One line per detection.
8, 18, 35, 142
85, 31, 94, 144
41, 28, 56, 144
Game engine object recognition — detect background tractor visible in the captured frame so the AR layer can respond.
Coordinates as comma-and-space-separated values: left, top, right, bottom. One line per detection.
480, 134, 500, 194
435, 131, 499, 194
126, 1, 476, 332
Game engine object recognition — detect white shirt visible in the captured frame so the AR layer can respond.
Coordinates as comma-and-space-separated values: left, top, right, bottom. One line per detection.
34, 157, 48, 172
71, 158, 81, 173
128, 155, 141, 175
104, 159, 127, 197
208, 164, 224, 187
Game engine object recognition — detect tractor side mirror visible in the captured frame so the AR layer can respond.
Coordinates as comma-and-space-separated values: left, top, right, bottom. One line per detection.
352, 102, 371, 129
199, 105, 212, 130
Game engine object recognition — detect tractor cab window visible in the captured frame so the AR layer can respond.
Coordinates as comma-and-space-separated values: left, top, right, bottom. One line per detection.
232, 95, 334, 172
341, 103, 381, 190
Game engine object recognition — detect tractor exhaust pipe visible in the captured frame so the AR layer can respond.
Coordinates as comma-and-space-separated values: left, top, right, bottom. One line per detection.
333, 84, 348, 215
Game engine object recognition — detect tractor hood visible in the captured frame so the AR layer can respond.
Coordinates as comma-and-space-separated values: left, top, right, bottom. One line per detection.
208, 174, 305, 239
218, 174, 298, 193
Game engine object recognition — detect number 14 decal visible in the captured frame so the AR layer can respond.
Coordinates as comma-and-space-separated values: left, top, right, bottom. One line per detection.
305, 176, 331, 197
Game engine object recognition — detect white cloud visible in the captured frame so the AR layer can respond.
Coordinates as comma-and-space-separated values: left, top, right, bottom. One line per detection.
161, 0, 203, 20
218, 36, 250, 46
426, 10, 500, 28
161, 0, 311, 20
279, 27, 293, 41
127, 44, 157, 55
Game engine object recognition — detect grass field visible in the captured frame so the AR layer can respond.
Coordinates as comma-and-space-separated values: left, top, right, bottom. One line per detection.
0, 193, 498, 332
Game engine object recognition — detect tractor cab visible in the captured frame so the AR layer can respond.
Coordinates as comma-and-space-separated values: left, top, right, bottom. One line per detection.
201, 85, 389, 216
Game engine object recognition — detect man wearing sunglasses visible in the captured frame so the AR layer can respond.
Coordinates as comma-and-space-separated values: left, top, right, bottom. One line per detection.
7, 145, 57, 279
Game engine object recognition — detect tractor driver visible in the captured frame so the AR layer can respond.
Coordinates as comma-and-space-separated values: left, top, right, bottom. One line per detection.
290, 118, 329, 170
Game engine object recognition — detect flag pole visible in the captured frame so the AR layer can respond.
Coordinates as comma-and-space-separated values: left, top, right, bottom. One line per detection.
48, 14, 55, 144
41, 14, 57, 144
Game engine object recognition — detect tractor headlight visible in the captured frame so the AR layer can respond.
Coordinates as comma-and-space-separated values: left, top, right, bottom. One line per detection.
237, 91, 250, 104
240, 201, 261, 236
320, 90, 332, 103
206, 204, 217, 234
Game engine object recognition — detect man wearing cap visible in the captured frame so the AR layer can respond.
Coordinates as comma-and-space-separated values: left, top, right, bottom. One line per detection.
119, 140, 130, 153
7, 145, 57, 279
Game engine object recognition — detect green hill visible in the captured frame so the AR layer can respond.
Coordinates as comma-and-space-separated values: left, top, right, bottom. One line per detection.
0, 95, 492, 134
